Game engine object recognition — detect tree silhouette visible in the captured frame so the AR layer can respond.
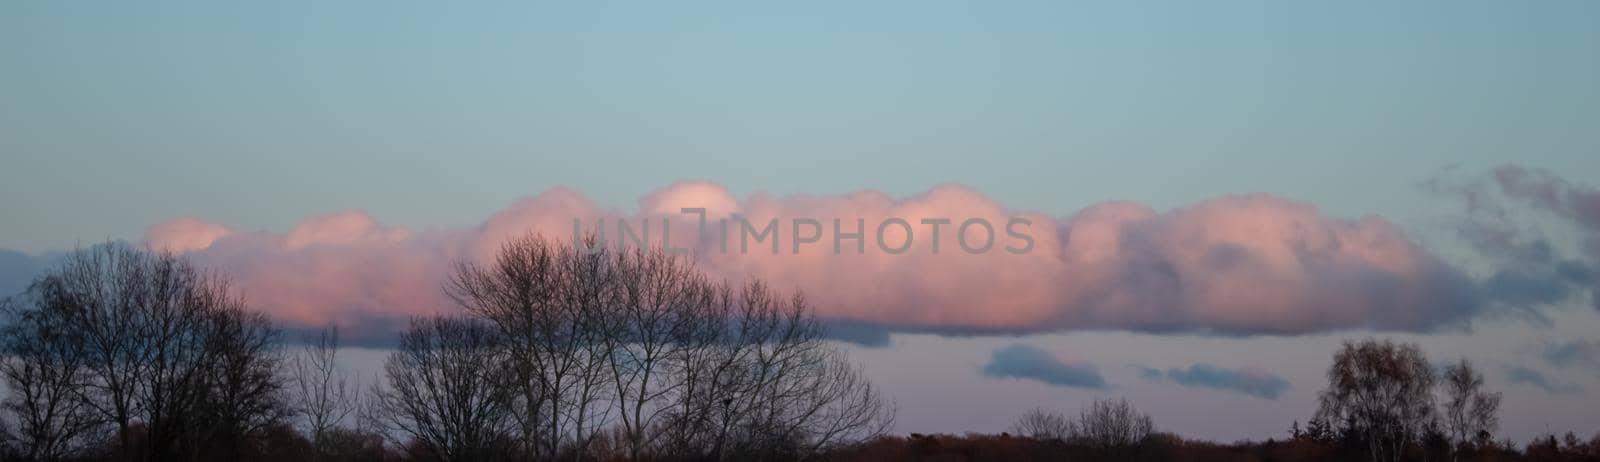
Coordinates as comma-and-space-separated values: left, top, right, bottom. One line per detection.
0, 243, 286, 461
1, 286, 95, 459
369, 316, 514, 462
1314, 339, 1438, 462
291, 325, 362, 461
1009, 407, 1073, 442
1075, 397, 1154, 457
1442, 358, 1501, 458
445, 234, 893, 461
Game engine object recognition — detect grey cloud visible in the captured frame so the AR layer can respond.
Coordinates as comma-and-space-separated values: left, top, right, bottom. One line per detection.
281, 315, 408, 349
1542, 339, 1600, 371
1140, 363, 1291, 400
1505, 365, 1582, 395
982, 344, 1107, 389
1428, 165, 1600, 315
1494, 166, 1600, 232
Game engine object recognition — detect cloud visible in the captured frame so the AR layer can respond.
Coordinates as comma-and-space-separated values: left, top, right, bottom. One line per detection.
1494, 166, 1600, 233
1541, 339, 1600, 371
1427, 165, 1600, 315
1505, 366, 1582, 395
150, 212, 462, 342
1494, 166, 1600, 312
981, 344, 1107, 389
1140, 363, 1291, 399
142, 181, 1494, 339
146, 217, 234, 253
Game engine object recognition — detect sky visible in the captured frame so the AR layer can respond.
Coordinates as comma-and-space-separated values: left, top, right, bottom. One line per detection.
3, 0, 1600, 444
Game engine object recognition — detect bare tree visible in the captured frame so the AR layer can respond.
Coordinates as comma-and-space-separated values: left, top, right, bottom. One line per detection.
448, 234, 894, 461
128, 248, 239, 460
46, 245, 151, 459
369, 316, 514, 462
191, 308, 290, 459
1010, 407, 1073, 441
600, 247, 715, 461
667, 281, 817, 460
0, 243, 289, 461
720, 283, 825, 459
1314, 338, 1438, 462
293, 325, 362, 460
1074, 397, 1154, 453
448, 235, 561, 458
452, 235, 706, 461
666, 282, 893, 461
656, 283, 738, 459
449, 234, 619, 460
0, 287, 95, 460
791, 349, 895, 455
1441, 358, 1500, 458
551, 240, 621, 462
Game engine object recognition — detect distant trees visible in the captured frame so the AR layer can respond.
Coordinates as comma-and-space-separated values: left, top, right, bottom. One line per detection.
0, 243, 288, 461
1007, 397, 1154, 458
1524, 432, 1600, 460
1009, 407, 1073, 441
989, 341, 1524, 462
1076, 398, 1154, 453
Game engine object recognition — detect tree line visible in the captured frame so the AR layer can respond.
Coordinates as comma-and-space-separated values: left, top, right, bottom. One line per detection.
898, 338, 1589, 462
0, 236, 894, 462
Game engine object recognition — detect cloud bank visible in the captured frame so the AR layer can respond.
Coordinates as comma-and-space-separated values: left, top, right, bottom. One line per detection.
981, 344, 1107, 389
1139, 364, 1291, 399
124, 180, 1500, 340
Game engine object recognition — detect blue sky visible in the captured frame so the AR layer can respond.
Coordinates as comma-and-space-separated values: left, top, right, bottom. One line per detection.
3, 0, 1600, 443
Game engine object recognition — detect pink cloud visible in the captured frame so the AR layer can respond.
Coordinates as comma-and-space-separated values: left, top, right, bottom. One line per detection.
146, 217, 234, 253
144, 182, 1478, 338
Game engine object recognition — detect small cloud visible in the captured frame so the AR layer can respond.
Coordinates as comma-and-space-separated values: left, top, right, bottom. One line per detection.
1505, 365, 1582, 394
1140, 363, 1291, 400
982, 344, 1107, 389
1541, 339, 1600, 371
